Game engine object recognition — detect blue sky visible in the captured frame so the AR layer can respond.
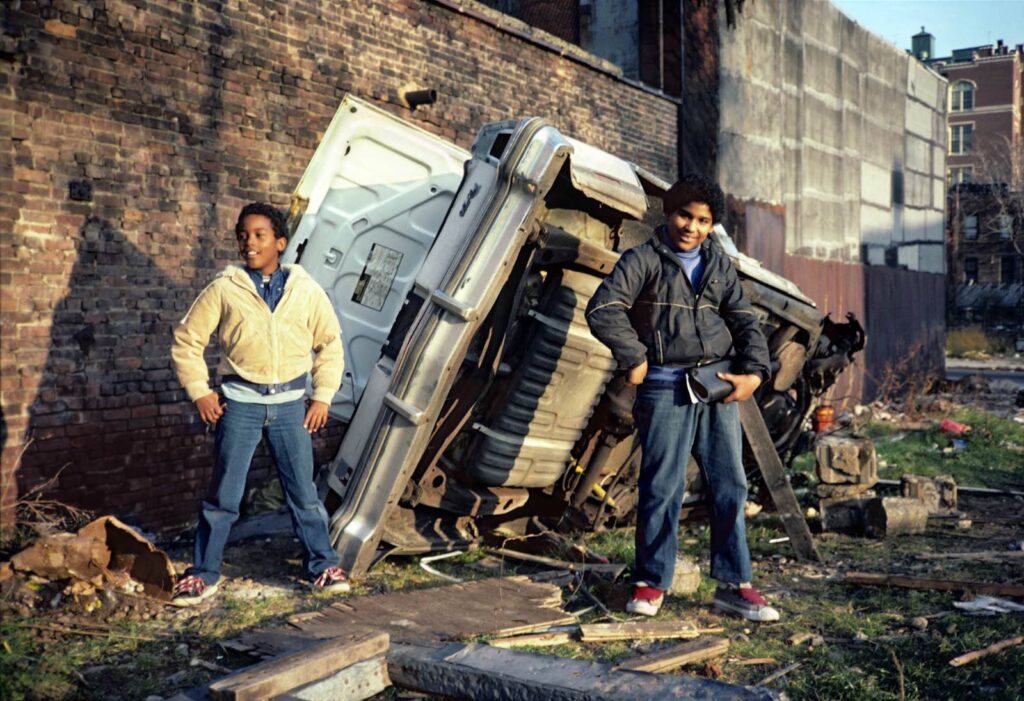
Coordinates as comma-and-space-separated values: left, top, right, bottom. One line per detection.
830, 0, 1024, 58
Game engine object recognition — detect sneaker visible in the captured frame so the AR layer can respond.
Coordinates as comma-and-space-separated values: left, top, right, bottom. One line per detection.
625, 584, 665, 616
312, 566, 350, 594
170, 575, 219, 607
713, 585, 780, 622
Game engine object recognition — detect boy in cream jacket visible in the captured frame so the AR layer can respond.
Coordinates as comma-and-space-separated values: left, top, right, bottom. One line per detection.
170, 202, 347, 606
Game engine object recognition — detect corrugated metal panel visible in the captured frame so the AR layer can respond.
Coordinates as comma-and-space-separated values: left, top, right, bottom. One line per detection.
782, 256, 867, 407
863, 267, 946, 400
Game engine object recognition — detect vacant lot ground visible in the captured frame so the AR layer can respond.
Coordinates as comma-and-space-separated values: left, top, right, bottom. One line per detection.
2, 402, 1022, 701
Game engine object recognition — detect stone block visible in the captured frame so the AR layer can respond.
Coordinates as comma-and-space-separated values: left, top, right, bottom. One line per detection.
861, 162, 892, 208
816, 481, 875, 499
819, 494, 875, 532
905, 134, 931, 174
815, 434, 878, 485
864, 497, 928, 537
904, 99, 933, 139
861, 203, 893, 246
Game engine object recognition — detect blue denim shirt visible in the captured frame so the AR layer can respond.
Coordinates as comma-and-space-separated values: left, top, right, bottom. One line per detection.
246, 267, 289, 312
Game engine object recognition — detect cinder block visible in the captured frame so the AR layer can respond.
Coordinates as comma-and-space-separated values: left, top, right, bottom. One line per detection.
815, 435, 878, 485
901, 474, 958, 513
820, 493, 875, 532
864, 497, 928, 537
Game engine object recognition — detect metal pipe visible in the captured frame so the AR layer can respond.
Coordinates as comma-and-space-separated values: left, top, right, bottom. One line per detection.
403, 88, 437, 109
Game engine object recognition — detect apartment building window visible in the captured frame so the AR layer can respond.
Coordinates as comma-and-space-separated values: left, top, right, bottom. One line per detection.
951, 81, 974, 111
948, 166, 972, 184
1002, 256, 1019, 284
950, 123, 973, 154
963, 214, 979, 240
964, 257, 979, 283
998, 214, 1013, 239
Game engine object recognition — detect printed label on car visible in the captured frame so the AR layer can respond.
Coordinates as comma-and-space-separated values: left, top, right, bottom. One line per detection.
352, 243, 403, 311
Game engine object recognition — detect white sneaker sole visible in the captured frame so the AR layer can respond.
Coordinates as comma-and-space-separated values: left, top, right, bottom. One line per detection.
626, 598, 663, 616
713, 598, 780, 622
170, 581, 220, 607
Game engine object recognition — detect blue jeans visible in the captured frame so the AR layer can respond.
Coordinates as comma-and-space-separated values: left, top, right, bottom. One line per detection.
632, 384, 753, 589
187, 399, 340, 585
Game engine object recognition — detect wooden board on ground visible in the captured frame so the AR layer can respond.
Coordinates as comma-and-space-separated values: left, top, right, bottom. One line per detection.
579, 620, 722, 643
239, 576, 574, 659
842, 571, 1024, 598
208, 632, 388, 701
738, 400, 821, 562
487, 631, 576, 648
388, 640, 780, 701
615, 636, 731, 673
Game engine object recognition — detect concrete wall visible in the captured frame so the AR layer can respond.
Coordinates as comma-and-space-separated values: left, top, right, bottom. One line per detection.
716, 0, 948, 399
0, 0, 678, 530
717, 0, 947, 269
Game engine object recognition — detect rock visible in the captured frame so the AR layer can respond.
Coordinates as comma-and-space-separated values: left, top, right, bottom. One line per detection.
853, 631, 869, 643
175, 643, 189, 657
902, 474, 957, 513
909, 617, 928, 630
810, 634, 825, 647
864, 497, 928, 538
956, 519, 972, 530
669, 558, 701, 595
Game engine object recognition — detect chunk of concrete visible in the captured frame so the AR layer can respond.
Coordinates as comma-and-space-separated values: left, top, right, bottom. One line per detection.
815, 435, 878, 485
669, 557, 701, 595
864, 497, 928, 538
901, 474, 958, 513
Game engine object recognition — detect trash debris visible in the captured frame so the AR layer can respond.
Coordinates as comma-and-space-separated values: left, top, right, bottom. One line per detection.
952, 596, 1024, 615
939, 418, 971, 436
9, 515, 175, 600
419, 551, 463, 583
669, 558, 701, 595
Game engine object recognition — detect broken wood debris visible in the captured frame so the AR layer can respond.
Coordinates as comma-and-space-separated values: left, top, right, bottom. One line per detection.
208, 632, 388, 701
914, 550, 1024, 561
388, 640, 780, 700
756, 662, 802, 686
948, 635, 1024, 667
842, 572, 1024, 598
730, 657, 779, 667
614, 636, 730, 673
738, 400, 821, 562
238, 576, 574, 659
579, 620, 724, 643
483, 548, 627, 577
487, 631, 575, 648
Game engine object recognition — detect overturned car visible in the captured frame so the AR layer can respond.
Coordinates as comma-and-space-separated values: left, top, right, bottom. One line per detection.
283, 96, 864, 576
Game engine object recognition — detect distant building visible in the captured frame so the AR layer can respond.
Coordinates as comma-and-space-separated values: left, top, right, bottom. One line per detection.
912, 28, 1023, 289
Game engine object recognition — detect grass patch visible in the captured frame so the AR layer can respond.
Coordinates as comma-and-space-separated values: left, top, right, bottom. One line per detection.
863, 407, 1024, 489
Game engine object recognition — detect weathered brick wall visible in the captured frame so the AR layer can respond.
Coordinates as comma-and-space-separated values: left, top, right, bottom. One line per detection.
0, 0, 678, 531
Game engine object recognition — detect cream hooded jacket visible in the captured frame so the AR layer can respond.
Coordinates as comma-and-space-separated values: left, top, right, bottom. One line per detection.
171, 264, 344, 405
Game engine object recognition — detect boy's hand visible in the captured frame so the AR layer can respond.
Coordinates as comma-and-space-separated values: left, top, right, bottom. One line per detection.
626, 360, 649, 386
718, 372, 762, 403
304, 400, 330, 433
195, 392, 225, 426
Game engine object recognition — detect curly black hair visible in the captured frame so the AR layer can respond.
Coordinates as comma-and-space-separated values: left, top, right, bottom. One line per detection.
662, 173, 725, 223
235, 202, 289, 239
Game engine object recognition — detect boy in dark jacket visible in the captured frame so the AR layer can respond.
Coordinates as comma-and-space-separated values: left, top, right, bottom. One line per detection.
585, 173, 779, 621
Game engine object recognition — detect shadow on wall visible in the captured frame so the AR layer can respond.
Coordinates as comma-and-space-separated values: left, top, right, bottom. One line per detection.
17, 217, 211, 529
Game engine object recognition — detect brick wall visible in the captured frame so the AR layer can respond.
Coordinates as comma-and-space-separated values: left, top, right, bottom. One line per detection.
0, 0, 678, 532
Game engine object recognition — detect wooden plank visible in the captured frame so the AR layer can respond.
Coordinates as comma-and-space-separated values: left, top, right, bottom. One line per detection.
739, 400, 821, 562
487, 631, 575, 648
388, 640, 781, 701
615, 636, 730, 673
579, 620, 723, 643
842, 572, 1024, 598
208, 632, 388, 701
240, 576, 574, 659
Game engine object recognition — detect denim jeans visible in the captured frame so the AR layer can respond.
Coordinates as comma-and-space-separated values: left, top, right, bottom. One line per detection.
187, 399, 340, 585
632, 384, 753, 589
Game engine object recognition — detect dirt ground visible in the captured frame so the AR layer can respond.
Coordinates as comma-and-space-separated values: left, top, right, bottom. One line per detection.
2, 380, 1023, 700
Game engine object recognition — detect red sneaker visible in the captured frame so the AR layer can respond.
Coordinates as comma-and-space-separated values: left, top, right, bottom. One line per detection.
625, 584, 665, 616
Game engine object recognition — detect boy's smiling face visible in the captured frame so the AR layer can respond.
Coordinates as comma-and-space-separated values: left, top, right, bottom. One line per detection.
665, 201, 714, 252
237, 213, 286, 275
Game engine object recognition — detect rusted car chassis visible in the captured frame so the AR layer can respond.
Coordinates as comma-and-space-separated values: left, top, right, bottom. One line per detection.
286, 98, 864, 576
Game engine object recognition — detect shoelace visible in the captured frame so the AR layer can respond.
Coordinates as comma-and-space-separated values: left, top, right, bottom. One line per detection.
315, 567, 346, 587
174, 575, 205, 596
